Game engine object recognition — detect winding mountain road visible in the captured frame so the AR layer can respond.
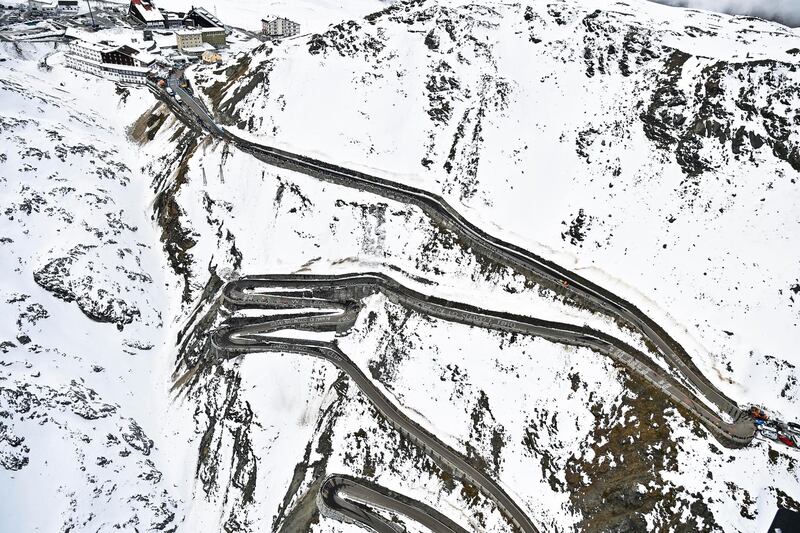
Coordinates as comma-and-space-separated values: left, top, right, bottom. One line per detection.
160, 80, 748, 430
318, 475, 470, 533
152, 82, 758, 533
212, 273, 754, 533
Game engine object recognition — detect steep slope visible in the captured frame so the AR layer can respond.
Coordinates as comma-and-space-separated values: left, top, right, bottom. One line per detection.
138, 90, 798, 533
5, 0, 799, 532
195, 0, 800, 418
0, 43, 184, 531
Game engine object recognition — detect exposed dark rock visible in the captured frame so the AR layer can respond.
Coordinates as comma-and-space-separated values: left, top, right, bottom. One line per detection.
122, 419, 154, 456
33, 245, 140, 327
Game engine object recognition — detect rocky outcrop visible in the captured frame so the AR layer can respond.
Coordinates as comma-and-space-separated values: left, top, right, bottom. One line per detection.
33, 245, 141, 328
643, 54, 800, 177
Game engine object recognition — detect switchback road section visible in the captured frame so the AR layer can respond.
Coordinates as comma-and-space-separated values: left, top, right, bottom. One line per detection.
318, 475, 470, 533
211, 273, 755, 533
150, 82, 754, 446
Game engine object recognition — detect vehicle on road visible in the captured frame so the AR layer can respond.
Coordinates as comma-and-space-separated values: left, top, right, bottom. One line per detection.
174, 94, 182, 103
760, 427, 778, 440
750, 406, 769, 422
778, 433, 796, 448
165, 86, 173, 96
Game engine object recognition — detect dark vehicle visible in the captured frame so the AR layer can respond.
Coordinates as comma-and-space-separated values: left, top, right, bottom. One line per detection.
750, 406, 769, 421
777, 434, 796, 447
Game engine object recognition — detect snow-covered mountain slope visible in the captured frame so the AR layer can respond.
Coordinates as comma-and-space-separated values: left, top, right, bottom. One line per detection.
0, 43, 186, 531
193, 0, 800, 419
339, 295, 800, 532
136, 62, 798, 533
4, 0, 800, 532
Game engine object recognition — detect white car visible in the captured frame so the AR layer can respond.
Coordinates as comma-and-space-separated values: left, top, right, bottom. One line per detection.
760, 427, 778, 440
174, 94, 182, 103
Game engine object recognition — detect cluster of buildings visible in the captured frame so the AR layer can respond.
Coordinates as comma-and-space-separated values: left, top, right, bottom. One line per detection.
61, 0, 304, 85
64, 0, 231, 82
24, 0, 79, 15
127, 0, 223, 31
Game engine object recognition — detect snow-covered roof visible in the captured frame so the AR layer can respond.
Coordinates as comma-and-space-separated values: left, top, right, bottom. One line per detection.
70, 40, 114, 53
134, 51, 157, 65
130, 0, 164, 23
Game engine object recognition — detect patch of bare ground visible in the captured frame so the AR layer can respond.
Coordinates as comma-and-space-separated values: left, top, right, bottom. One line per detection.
563, 375, 720, 532
202, 49, 270, 128
129, 101, 170, 143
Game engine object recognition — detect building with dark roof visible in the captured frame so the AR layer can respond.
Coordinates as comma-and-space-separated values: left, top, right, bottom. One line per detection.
57, 0, 78, 12
183, 6, 223, 29
101, 44, 153, 67
163, 11, 185, 28
65, 39, 155, 84
128, 0, 164, 28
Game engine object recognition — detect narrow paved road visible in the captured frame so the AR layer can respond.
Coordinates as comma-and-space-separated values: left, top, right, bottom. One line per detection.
149, 82, 760, 532
213, 276, 542, 533
211, 273, 755, 533
319, 475, 470, 533
151, 81, 750, 433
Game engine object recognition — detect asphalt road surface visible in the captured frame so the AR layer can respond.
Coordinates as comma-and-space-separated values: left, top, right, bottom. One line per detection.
155, 82, 751, 431
212, 273, 756, 533
319, 475, 470, 533
213, 275, 542, 533
151, 84, 760, 532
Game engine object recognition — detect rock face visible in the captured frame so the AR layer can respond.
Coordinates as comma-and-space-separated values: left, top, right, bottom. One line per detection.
643, 54, 800, 178
34, 245, 141, 328
0, 378, 177, 529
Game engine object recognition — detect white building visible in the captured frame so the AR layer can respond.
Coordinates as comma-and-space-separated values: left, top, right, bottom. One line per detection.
67, 40, 108, 63
65, 54, 151, 84
65, 40, 154, 84
261, 16, 300, 38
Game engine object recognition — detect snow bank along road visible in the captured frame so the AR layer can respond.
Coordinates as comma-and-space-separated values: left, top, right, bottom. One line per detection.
212, 274, 542, 533
153, 84, 759, 531
211, 273, 755, 533
156, 82, 755, 444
